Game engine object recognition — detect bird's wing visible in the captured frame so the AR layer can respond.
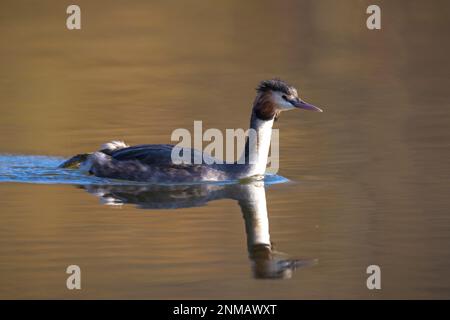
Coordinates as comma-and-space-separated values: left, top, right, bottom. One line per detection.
109, 144, 217, 166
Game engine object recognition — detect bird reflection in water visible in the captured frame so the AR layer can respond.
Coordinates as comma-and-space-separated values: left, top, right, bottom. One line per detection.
80, 181, 316, 279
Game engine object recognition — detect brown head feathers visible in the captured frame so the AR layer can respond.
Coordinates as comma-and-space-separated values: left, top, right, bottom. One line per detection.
253, 79, 296, 121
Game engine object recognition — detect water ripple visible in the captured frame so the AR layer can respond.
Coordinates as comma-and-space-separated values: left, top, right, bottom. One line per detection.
0, 154, 289, 186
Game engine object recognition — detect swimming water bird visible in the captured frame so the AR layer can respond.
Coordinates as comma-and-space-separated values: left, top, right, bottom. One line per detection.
60, 79, 323, 183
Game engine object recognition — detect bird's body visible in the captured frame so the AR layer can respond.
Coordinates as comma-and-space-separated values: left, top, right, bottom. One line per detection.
81, 144, 229, 183
60, 79, 322, 183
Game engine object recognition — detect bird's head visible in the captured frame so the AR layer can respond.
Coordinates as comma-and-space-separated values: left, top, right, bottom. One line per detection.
253, 79, 323, 121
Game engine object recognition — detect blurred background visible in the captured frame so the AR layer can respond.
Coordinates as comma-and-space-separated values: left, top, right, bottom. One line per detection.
0, 0, 449, 298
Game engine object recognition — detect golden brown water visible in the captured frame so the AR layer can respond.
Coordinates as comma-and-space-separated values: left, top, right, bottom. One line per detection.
0, 0, 449, 299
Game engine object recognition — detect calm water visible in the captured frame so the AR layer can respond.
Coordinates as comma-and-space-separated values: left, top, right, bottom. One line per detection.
0, 0, 449, 299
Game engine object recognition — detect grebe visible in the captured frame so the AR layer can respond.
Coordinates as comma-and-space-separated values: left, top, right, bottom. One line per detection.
60, 79, 323, 183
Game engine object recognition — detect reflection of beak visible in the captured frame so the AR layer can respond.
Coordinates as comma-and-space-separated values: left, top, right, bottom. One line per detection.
290, 98, 323, 112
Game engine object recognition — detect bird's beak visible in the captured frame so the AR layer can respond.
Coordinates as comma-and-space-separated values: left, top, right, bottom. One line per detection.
290, 98, 323, 112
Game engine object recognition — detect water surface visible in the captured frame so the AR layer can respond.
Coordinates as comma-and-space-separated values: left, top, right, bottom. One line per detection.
0, 0, 449, 299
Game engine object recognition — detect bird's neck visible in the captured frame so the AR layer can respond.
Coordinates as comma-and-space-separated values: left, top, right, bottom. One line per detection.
237, 112, 274, 177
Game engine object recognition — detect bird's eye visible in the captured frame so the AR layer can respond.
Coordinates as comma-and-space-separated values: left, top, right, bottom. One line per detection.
282, 95, 288, 101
